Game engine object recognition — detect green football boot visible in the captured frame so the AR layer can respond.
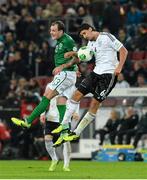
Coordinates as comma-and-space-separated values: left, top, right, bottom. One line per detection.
48, 160, 59, 171
51, 124, 69, 134
63, 132, 79, 142
11, 117, 31, 128
63, 166, 71, 172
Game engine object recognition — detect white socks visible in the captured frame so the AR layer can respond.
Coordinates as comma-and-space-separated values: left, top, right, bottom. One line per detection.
45, 140, 58, 161
62, 99, 79, 125
45, 139, 71, 168
63, 142, 71, 168
74, 112, 96, 136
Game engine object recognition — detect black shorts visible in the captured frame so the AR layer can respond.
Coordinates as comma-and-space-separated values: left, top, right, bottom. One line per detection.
78, 72, 117, 102
44, 121, 60, 143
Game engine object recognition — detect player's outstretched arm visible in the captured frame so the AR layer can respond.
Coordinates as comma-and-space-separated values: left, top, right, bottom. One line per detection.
64, 51, 77, 58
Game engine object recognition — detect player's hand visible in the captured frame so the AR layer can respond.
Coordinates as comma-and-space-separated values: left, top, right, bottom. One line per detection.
64, 51, 77, 58
52, 66, 63, 75
114, 66, 122, 76
64, 52, 72, 58
40, 114, 46, 125
76, 70, 81, 77
72, 113, 80, 121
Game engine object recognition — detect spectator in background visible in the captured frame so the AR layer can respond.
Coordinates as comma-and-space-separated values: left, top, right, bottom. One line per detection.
134, 23, 147, 51
15, 77, 28, 99
45, 0, 63, 17
24, 78, 41, 103
102, 0, 122, 35
4, 32, 15, 51
38, 41, 54, 76
115, 73, 130, 88
125, 112, 147, 147
24, 14, 39, 43
134, 74, 147, 107
135, 74, 147, 87
0, 120, 11, 157
74, 4, 94, 44
0, 41, 8, 99
126, 4, 144, 25
117, 107, 139, 144
75, 4, 94, 30
2, 78, 18, 99
6, 51, 29, 78
26, 41, 39, 77
129, 61, 147, 86
118, 28, 133, 51
94, 110, 120, 145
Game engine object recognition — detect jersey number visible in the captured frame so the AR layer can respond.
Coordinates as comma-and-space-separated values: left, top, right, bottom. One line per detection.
52, 77, 61, 85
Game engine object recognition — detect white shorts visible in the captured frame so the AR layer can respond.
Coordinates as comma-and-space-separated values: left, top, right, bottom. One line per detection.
46, 71, 76, 98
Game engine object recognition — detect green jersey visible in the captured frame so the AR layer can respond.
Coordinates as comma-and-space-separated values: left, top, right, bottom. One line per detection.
54, 33, 77, 71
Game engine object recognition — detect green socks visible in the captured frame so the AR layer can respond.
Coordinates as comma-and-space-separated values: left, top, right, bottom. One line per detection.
26, 96, 50, 124
57, 105, 66, 123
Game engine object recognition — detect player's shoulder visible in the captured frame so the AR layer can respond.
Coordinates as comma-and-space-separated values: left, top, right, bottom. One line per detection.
100, 32, 116, 42
64, 33, 75, 43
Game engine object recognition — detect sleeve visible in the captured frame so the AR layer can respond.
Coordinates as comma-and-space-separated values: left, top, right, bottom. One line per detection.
107, 33, 123, 51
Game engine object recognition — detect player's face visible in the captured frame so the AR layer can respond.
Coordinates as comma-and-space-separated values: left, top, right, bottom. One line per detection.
80, 28, 93, 41
50, 24, 63, 40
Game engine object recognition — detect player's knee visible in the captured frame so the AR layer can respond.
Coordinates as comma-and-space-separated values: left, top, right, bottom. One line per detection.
43, 88, 58, 99
89, 99, 101, 114
72, 90, 83, 102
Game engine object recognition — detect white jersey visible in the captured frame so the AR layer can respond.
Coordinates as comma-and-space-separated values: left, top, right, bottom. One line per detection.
87, 32, 123, 74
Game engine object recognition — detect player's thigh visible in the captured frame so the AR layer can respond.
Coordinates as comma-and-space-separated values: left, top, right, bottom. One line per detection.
72, 89, 84, 102
44, 87, 58, 99
47, 71, 76, 96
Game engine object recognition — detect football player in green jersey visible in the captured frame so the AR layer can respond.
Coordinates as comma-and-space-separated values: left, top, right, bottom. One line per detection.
11, 21, 78, 132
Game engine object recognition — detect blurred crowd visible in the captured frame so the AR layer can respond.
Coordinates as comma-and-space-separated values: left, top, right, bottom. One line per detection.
0, 0, 147, 159
94, 107, 147, 149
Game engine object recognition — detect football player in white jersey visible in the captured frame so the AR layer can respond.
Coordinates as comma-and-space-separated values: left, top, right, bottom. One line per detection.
52, 23, 128, 146
41, 86, 79, 171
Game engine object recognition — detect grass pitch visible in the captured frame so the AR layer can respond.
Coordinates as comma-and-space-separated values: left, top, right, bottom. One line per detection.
0, 160, 147, 179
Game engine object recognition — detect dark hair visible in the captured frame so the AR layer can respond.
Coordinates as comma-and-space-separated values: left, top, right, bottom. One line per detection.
78, 23, 96, 35
51, 20, 65, 32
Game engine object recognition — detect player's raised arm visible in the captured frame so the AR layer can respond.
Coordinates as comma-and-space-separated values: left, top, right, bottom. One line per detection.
115, 46, 128, 76
107, 33, 128, 76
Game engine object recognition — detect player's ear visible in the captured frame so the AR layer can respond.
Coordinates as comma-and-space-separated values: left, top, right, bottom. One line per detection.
89, 27, 93, 32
